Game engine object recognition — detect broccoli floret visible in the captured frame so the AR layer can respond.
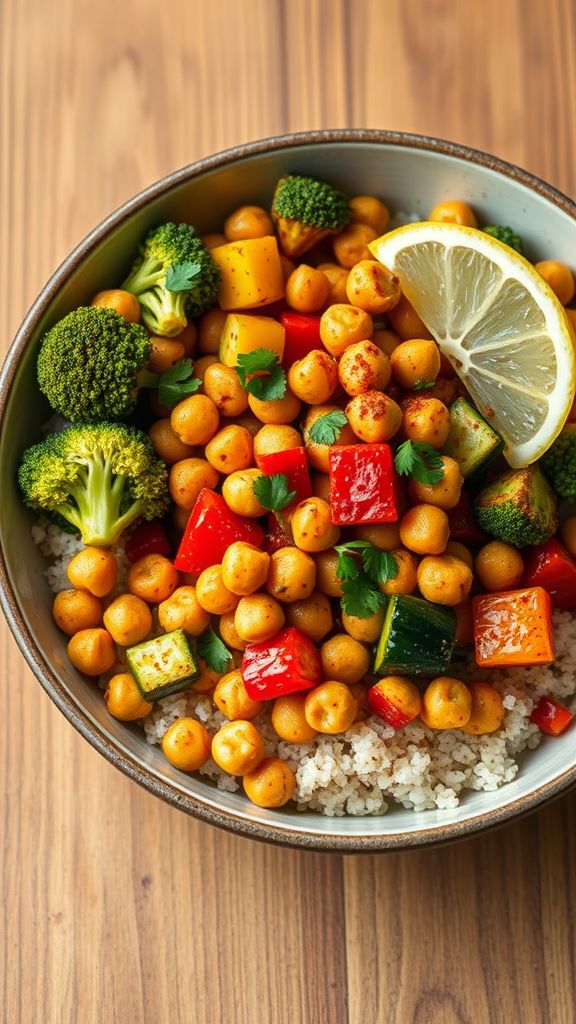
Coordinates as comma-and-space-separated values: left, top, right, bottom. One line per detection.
541, 424, 576, 498
474, 465, 558, 547
271, 174, 350, 257
484, 225, 525, 255
122, 223, 220, 334
19, 422, 169, 546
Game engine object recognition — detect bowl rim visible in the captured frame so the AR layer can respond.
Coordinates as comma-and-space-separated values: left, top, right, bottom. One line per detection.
1, 127, 575, 852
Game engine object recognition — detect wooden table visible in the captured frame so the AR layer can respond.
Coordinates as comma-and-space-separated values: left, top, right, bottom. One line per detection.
2, 1, 575, 1020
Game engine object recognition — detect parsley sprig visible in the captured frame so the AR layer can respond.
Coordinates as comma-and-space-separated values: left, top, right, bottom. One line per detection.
252, 473, 296, 513
165, 261, 202, 292
236, 348, 287, 402
158, 359, 202, 407
394, 440, 444, 485
308, 409, 348, 445
198, 627, 233, 674
334, 540, 398, 619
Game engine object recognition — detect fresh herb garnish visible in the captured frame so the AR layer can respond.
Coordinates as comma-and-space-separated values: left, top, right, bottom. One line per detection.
340, 574, 388, 618
252, 472, 297, 513
394, 439, 444, 485
413, 379, 436, 392
334, 540, 397, 618
308, 409, 348, 445
165, 261, 202, 292
158, 359, 202, 407
198, 627, 233, 674
236, 348, 287, 401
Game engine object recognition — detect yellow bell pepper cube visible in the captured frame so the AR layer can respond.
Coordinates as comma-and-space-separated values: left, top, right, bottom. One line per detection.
219, 314, 285, 367
211, 236, 285, 311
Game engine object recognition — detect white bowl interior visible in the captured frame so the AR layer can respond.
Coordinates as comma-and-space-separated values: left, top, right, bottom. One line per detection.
2, 139, 575, 842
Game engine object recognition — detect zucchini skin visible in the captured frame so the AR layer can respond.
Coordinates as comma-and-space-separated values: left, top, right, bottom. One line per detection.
443, 397, 504, 479
374, 595, 456, 676
127, 629, 200, 700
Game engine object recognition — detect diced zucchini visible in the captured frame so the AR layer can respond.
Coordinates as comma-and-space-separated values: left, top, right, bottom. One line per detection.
443, 397, 504, 478
374, 595, 456, 676
127, 629, 199, 700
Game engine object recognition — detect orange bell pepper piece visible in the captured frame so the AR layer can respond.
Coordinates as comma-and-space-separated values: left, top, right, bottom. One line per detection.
472, 587, 554, 668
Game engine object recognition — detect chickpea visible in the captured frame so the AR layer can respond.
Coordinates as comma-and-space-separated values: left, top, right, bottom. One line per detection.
266, 546, 316, 602
148, 337, 186, 374
320, 634, 370, 685
342, 607, 384, 643
417, 555, 473, 606
402, 396, 451, 449
172, 505, 191, 533
372, 328, 400, 358
314, 549, 344, 597
149, 419, 196, 465
191, 657, 220, 694
350, 682, 370, 723
243, 757, 296, 808
291, 498, 340, 553
355, 523, 401, 550
368, 676, 422, 726
445, 541, 474, 570
177, 322, 197, 357
560, 515, 576, 558
338, 340, 391, 397
194, 354, 219, 381
288, 349, 338, 405
304, 681, 356, 734
349, 195, 389, 234
171, 394, 219, 446
222, 468, 266, 517
535, 260, 575, 305
272, 693, 318, 743
421, 677, 472, 729
346, 390, 402, 443
409, 455, 463, 509
219, 612, 247, 651
224, 205, 274, 241
169, 457, 220, 510
286, 590, 333, 642
475, 541, 525, 593
333, 223, 378, 268
387, 294, 433, 341
345, 260, 401, 315
211, 720, 265, 776
196, 565, 239, 615
214, 670, 263, 721
303, 404, 357, 472
202, 232, 227, 250
428, 200, 478, 227
203, 363, 249, 418
67, 628, 116, 676
222, 542, 270, 596
318, 263, 349, 304
204, 425, 253, 475
158, 585, 211, 636
103, 594, 152, 646
278, 254, 295, 282
320, 303, 373, 358
462, 683, 505, 735
390, 339, 441, 389
162, 717, 212, 772
67, 547, 118, 598
419, 376, 459, 407
104, 672, 152, 721
311, 472, 331, 503
52, 589, 103, 636
381, 548, 419, 596
128, 553, 179, 604
253, 424, 303, 464
91, 289, 140, 322
198, 308, 228, 354
248, 388, 302, 425
234, 593, 285, 643
286, 264, 331, 313
399, 505, 450, 556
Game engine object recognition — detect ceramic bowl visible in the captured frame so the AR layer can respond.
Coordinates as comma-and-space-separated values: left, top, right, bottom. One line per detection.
1, 130, 575, 852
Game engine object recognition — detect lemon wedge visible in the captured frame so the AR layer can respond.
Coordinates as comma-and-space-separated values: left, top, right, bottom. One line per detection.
370, 222, 576, 467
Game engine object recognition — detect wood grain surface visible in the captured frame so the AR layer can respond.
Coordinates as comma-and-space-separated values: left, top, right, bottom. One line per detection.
1, 1, 576, 1021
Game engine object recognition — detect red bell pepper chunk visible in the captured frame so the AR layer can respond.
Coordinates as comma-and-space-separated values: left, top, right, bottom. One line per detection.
242, 627, 322, 699
265, 513, 293, 554
530, 696, 574, 736
472, 587, 554, 668
280, 312, 322, 367
367, 681, 421, 729
125, 521, 171, 563
329, 444, 400, 525
448, 491, 487, 546
256, 446, 313, 506
174, 489, 264, 576
523, 537, 576, 610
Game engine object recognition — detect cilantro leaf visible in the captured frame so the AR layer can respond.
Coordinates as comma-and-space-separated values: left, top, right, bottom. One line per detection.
308, 410, 348, 445
165, 261, 202, 292
413, 379, 436, 391
158, 359, 202, 407
335, 540, 368, 582
340, 573, 387, 618
236, 348, 287, 402
362, 547, 398, 585
198, 627, 233, 674
252, 472, 297, 513
394, 439, 444, 485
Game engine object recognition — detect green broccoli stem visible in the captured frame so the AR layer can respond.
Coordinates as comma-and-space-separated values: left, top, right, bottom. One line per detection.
56, 454, 143, 546
122, 256, 166, 296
